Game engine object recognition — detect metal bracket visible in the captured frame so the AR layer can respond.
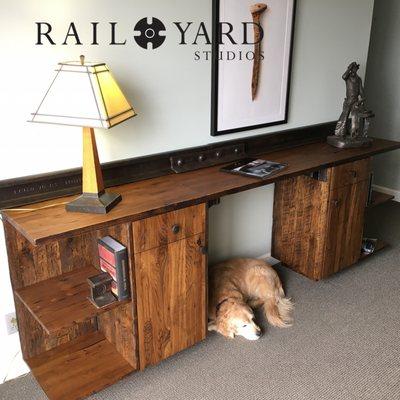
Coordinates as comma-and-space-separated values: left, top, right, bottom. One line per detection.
307, 169, 328, 182
170, 143, 246, 174
207, 198, 221, 208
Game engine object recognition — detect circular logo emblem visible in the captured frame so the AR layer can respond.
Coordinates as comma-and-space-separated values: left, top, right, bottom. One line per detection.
134, 17, 166, 50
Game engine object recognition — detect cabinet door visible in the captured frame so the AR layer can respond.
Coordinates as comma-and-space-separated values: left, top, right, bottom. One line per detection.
135, 233, 207, 369
323, 180, 369, 277
272, 175, 331, 280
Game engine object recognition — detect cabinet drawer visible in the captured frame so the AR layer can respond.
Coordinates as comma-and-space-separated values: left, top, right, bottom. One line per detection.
132, 204, 206, 253
329, 158, 371, 189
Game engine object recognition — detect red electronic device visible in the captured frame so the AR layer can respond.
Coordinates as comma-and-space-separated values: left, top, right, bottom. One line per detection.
98, 236, 130, 301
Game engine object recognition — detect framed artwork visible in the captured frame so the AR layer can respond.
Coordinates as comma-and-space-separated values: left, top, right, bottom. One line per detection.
211, 0, 297, 136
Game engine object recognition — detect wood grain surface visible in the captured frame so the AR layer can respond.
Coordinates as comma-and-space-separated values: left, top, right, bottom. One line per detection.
3, 138, 399, 246
82, 127, 105, 194
328, 158, 371, 189
3, 220, 139, 368
135, 233, 207, 369
132, 204, 206, 253
26, 331, 134, 400
324, 179, 369, 276
15, 266, 129, 335
94, 221, 139, 369
0, 122, 337, 209
98, 303, 137, 368
273, 159, 370, 280
3, 221, 98, 359
272, 175, 331, 280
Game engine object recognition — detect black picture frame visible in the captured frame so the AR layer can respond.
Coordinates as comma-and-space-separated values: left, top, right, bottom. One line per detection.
211, 0, 297, 137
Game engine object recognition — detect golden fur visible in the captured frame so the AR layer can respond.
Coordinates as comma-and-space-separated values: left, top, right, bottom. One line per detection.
208, 258, 294, 340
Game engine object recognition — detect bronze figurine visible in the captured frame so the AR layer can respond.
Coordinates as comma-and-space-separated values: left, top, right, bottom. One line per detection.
327, 62, 374, 148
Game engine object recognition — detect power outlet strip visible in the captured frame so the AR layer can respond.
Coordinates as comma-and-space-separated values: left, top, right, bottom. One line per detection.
5, 312, 18, 335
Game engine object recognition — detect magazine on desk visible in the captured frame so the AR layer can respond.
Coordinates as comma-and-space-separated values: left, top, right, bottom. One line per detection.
220, 158, 287, 179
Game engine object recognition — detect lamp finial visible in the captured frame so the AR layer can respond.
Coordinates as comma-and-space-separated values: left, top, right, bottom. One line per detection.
80, 55, 85, 65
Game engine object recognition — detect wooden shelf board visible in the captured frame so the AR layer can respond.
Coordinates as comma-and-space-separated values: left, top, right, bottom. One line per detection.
3, 138, 400, 246
367, 191, 394, 209
26, 331, 134, 400
360, 240, 388, 260
15, 266, 129, 335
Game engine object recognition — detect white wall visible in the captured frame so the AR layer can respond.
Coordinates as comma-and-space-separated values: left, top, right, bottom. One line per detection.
0, 0, 376, 179
0, 0, 374, 381
365, 0, 400, 195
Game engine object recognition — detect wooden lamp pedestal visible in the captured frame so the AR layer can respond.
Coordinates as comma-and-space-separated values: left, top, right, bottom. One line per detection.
66, 127, 122, 214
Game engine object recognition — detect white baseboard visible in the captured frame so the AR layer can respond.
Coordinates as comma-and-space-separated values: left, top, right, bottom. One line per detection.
257, 253, 282, 267
257, 253, 271, 260
373, 185, 400, 202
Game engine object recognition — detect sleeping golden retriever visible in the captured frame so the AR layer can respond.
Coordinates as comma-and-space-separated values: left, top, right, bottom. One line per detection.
208, 258, 293, 340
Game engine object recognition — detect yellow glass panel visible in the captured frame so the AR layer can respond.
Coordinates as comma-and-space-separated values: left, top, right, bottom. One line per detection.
108, 109, 137, 127
94, 67, 133, 121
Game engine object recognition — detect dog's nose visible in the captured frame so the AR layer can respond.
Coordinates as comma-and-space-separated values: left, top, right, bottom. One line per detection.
256, 331, 262, 337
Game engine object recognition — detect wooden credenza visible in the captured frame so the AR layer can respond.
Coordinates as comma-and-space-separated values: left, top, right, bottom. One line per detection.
2, 139, 400, 400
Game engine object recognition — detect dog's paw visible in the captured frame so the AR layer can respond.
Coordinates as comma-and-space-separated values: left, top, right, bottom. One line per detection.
208, 321, 217, 331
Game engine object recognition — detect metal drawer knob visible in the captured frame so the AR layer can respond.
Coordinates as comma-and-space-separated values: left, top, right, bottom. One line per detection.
172, 224, 180, 234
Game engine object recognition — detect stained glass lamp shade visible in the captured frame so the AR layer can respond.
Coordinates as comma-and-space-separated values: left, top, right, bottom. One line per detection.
30, 55, 137, 214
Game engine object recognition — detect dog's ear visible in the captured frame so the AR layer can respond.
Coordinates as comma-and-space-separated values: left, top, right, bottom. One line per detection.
216, 314, 235, 339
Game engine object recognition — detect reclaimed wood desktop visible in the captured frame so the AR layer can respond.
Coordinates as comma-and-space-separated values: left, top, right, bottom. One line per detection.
2, 138, 400, 400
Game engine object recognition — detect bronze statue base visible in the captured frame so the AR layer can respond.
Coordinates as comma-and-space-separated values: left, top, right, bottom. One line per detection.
327, 135, 373, 149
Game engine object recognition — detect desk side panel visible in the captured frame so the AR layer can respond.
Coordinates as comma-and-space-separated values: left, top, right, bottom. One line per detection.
3, 220, 98, 359
3, 220, 139, 369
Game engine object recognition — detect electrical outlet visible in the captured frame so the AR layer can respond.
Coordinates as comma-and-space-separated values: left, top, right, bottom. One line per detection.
5, 312, 18, 335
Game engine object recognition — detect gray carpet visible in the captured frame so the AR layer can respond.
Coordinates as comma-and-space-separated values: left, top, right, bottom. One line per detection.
1, 202, 399, 400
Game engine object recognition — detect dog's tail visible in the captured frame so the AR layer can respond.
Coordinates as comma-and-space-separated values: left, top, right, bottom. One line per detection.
264, 288, 294, 328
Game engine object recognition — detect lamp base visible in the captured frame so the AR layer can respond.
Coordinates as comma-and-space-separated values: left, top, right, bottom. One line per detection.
66, 191, 122, 214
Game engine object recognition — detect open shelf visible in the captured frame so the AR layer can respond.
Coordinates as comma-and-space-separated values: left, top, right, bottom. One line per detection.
367, 190, 395, 209
360, 239, 388, 260
15, 266, 129, 335
26, 331, 134, 400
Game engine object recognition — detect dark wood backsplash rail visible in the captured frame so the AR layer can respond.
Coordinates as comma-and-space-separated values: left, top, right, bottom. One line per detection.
0, 121, 336, 209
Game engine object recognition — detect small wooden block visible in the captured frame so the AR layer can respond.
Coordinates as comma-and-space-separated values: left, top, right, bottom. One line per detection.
367, 191, 395, 209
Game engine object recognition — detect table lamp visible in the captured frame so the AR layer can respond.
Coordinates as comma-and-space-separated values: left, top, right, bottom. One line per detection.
29, 55, 136, 214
